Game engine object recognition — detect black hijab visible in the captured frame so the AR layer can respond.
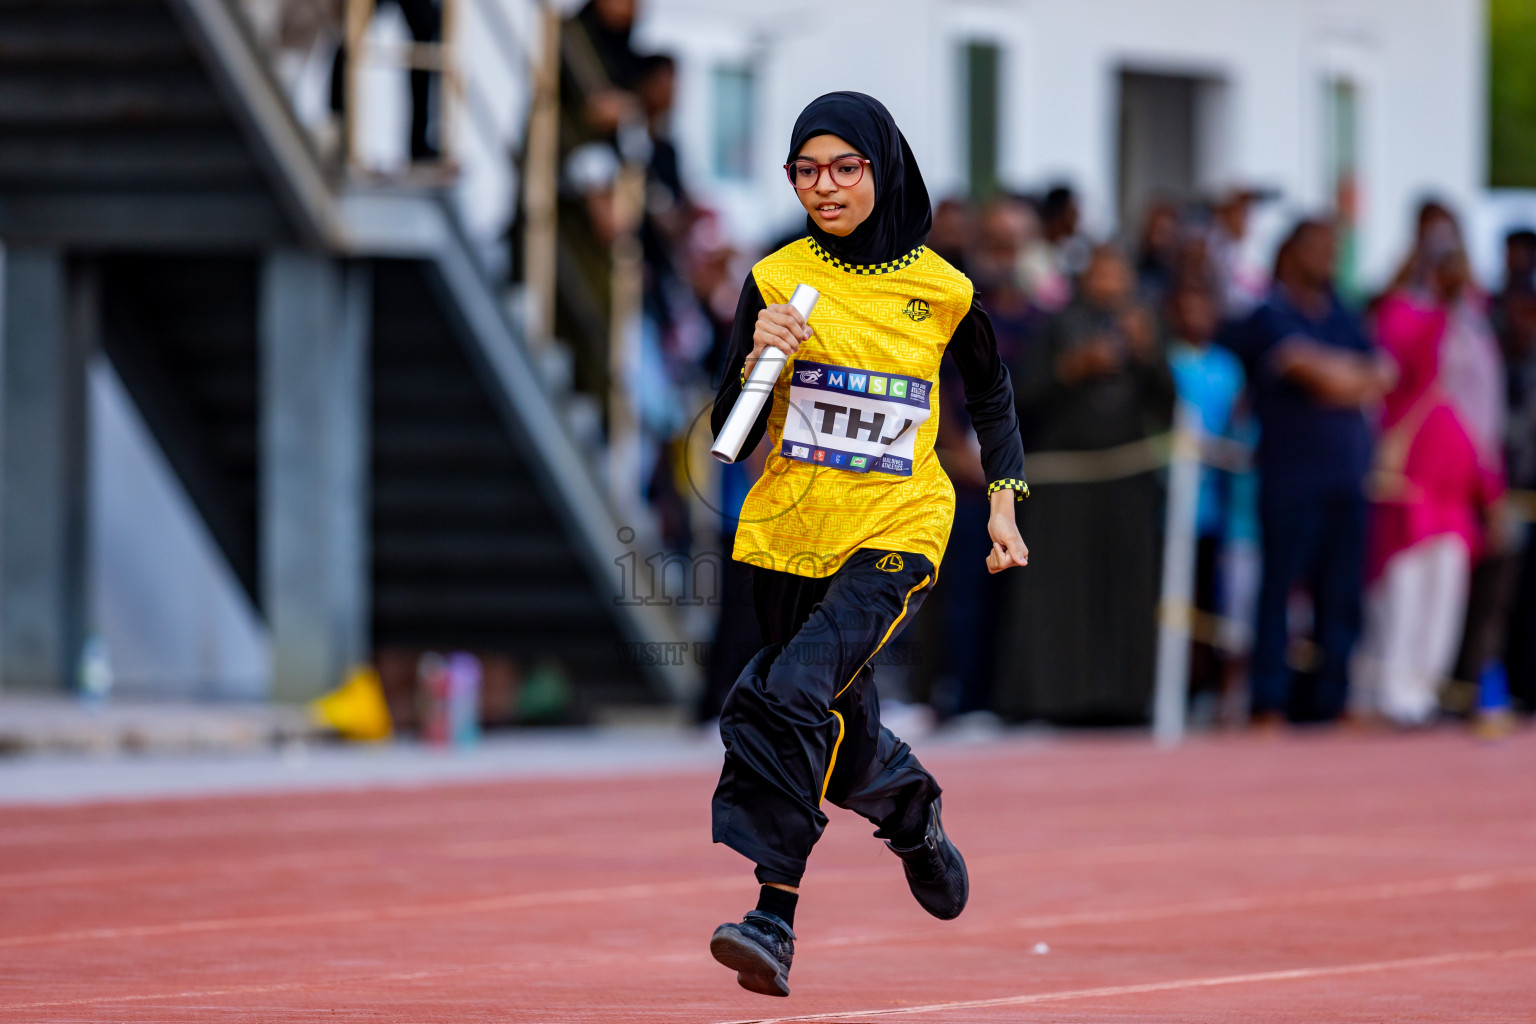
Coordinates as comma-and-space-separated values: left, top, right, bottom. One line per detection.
788, 91, 932, 266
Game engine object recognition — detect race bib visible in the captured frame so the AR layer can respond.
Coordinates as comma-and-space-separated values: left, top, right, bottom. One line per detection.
779, 359, 932, 476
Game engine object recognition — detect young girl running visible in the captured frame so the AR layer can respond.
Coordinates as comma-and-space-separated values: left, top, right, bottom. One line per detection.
707, 91, 1030, 997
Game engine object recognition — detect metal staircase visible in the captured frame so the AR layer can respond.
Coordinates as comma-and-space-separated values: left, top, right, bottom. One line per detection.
0, 0, 292, 244
370, 258, 635, 696
0, 0, 695, 703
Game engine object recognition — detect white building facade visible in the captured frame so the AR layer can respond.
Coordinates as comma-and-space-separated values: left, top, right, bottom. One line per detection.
638, 0, 1485, 289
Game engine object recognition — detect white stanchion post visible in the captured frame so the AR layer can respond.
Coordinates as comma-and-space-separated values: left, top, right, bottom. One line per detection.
1153, 403, 1203, 747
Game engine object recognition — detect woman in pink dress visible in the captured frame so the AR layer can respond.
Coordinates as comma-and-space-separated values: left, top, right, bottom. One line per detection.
1356, 242, 1505, 725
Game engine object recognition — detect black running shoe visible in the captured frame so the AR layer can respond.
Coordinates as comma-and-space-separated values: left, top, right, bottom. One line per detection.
709, 909, 795, 997
885, 796, 969, 920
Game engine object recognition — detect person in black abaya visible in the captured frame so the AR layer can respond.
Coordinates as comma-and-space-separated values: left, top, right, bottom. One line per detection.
995, 243, 1175, 723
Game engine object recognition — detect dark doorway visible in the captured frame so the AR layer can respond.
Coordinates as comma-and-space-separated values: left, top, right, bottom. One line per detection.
1117, 70, 1218, 234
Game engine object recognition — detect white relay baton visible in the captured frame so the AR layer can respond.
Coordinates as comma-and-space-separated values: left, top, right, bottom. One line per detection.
710, 283, 820, 463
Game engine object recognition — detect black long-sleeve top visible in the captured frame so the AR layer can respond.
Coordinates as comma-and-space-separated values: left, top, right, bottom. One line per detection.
710, 275, 1028, 495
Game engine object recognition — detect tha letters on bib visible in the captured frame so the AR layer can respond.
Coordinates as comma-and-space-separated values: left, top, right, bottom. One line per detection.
779, 359, 932, 476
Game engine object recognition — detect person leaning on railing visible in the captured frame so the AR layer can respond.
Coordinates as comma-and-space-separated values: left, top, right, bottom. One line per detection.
550, 0, 647, 396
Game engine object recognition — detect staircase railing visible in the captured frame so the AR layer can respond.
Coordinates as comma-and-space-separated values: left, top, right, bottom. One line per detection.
341, 0, 461, 171
232, 0, 541, 270
174, 0, 700, 702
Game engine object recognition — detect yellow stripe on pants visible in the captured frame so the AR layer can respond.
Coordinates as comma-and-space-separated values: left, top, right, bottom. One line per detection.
820, 572, 931, 803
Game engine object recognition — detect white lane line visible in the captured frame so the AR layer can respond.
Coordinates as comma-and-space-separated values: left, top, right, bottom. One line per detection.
0, 875, 750, 949
2, 821, 1513, 893
814, 866, 1536, 951
0, 948, 705, 1011
0, 786, 692, 847
3, 861, 1533, 961
0, 826, 706, 890
721, 946, 1536, 1023
0, 969, 463, 1013
2, 737, 1510, 847
4, 889, 1534, 1013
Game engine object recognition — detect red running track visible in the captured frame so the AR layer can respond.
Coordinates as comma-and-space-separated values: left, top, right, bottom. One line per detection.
2, 729, 1534, 1022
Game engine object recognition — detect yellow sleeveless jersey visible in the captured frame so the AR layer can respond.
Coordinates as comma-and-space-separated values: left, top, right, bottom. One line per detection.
733, 237, 975, 578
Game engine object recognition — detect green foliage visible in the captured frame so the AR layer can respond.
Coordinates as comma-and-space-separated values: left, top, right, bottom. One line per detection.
1490, 0, 1536, 187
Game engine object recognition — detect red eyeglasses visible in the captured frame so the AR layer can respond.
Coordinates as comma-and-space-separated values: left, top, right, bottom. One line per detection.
784, 156, 870, 191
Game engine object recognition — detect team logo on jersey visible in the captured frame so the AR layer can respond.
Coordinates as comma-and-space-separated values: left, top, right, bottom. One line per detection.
904, 298, 932, 322
796, 367, 824, 384
876, 552, 905, 572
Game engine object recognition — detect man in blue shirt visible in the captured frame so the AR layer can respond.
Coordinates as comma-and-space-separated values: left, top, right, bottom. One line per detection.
1223, 220, 1394, 724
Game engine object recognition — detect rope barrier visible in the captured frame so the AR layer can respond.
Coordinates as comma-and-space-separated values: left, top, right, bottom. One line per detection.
1028, 424, 1536, 743
1020, 430, 1536, 523
1016, 434, 1171, 485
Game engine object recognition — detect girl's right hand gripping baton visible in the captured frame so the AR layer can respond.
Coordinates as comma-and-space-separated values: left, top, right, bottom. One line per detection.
710, 284, 820, 463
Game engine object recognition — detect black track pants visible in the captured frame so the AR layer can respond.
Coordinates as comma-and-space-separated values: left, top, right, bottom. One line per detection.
711, 548, 941, 887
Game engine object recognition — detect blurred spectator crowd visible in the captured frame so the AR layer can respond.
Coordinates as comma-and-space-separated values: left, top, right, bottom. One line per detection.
539, 1, 1535, 734
908, 189, 1535, 733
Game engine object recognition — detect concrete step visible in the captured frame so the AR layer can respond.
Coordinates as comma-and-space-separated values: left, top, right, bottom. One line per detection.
371, 478, 550, 527
371, 530, 581, 572
0, 134, 259, 187
0, 69, 223, 127
371, 423, 521, 467
372, 369, 487, 409
0, 6, 188, 67
371, 582, 605, 622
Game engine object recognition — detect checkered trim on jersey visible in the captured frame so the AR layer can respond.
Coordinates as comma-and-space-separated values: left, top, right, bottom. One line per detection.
807, 238, 925, 275
987, 478, 1030, 500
